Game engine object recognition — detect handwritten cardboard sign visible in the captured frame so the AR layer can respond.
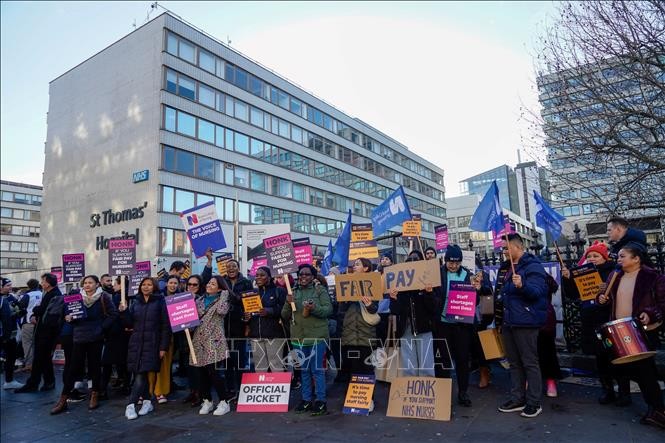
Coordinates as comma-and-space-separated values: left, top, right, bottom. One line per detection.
242, 291, 263, 314
572, 264, 603, 302
383, 260, 442, 292
445, 282, 477, 323
263, 233, 298, 275
108, 239, 136, 276
165, 292, 200, 332
237, 372, 291, 413
402, 220, 422, 237
335, 272, 383, 302
64, 294, 87, 320
343, 374, 375, 415
387, 377, 451, 421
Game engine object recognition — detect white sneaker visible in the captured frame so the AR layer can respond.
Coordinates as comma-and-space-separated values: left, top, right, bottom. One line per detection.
213, 400, 230, 416
125, 404, 138, 420
74, 381, 86, 390
138, 400, 153, 416
368, 400, 375, 413
199, 399, 214, 415
3, 380, 24, 390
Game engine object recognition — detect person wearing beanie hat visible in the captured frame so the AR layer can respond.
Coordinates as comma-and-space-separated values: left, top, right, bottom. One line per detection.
428, 244, 478, 407
577, 241, 610, 267
424, 247, 438, 261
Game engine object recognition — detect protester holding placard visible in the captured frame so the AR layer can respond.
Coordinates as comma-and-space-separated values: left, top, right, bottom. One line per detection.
339, 258, 379, 412
191, 275, 233, 417
428, 245, 477, 407
561, 242, 627, 405
147, 276, 178, 404
243, 266, 287, 372
119, 277, 171, 420
100, 276, 131, 399
181, 274, 206, 407
222, 259, 253, 398
51, 275, 117, 414
281, 264, 333, 416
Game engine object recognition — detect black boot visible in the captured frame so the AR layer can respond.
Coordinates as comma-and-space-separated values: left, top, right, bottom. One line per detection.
598, 376, 616, 405
458, 392, 472, 407
615, 378, 632, 407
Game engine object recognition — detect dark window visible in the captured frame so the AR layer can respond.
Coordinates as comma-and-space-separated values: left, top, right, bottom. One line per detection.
197, 156, 215, 181
234, 68, 248, 90
163, 146, 176, 170
249, 75, 262, 96
175, 150, 195, 175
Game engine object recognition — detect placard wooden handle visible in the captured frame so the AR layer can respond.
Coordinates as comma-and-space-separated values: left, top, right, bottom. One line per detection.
120, 275, 126, 306
185, 328, 197, 365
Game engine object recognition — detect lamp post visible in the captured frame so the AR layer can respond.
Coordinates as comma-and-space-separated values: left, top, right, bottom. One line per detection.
530, 228, 544, 257
570, 223, 587, 258
468, 238, 474, 252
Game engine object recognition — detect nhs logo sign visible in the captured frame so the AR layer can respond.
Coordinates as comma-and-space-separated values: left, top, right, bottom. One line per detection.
132, 170, 149, 183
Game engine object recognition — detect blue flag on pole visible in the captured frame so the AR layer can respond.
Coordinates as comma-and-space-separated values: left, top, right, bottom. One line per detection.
371, 186, 413, 237
469, 181, 505, 234
320, 240, 333, 276
332, 210, 352, 271
533, 190, 566, 240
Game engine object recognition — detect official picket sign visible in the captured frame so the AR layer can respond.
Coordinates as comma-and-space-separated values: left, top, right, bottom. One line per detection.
351, 223, 374, 242
165, 292, 200, 332
435, 224, 449, 252
292, 237, 313, 266
348, 239, 379, 261
130, 261, 151, 295
236, 372, 291, 412
51, 266, 63, 284
445, 282, 477, 323
242, 291, 263, 314
335, 272, 383, 302
180, 201, 227, 258
383, 259, 442, 292
108, 239, 136, 276
572, 264, 603, 302
263, 233, 298, 275
64, 294, 87, 320
216, 253, 233, 277
387, 377, 452, 421
343, 374, 375, 415
62, 253, 85, 283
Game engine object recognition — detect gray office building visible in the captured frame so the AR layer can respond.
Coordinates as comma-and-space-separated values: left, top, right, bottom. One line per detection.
39, 13, 446, 274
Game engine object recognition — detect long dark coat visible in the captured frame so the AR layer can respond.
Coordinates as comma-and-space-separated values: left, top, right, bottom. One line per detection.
122, 293, 171, 373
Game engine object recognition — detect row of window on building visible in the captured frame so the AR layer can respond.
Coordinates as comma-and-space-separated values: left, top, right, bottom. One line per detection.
1, 191, 42, 206
163, 70, 444, 201
0, 257, 38, 270
165, 31, 442, 184
0, 223, 40, 237
0, 207, 40, 221
0, 240, 39, 253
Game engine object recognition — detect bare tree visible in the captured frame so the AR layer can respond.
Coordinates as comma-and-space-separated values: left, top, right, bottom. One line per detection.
523, 1, 665, 219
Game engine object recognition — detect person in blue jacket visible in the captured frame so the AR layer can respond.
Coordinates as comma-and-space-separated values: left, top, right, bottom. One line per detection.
496, 233, 549, 419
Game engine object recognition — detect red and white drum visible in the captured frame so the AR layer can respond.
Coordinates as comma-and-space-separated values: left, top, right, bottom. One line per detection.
597, 317, 656, 364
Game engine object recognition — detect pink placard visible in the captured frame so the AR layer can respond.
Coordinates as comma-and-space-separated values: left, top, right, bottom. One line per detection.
435, 225, 449, 252
445, 282, 476, 323
165, 292, 200, 332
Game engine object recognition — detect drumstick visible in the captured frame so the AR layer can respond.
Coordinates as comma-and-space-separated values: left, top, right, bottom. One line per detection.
604, 265, 623, 311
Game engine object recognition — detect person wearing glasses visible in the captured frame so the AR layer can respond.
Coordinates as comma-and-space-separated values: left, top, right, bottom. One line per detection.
282, 264, 332, 416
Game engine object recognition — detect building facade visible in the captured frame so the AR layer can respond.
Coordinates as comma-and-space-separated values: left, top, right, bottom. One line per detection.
39, 13, 446, 276
446, 195, 545, 256
1, 181, 42, 284
459, 165, 520, 216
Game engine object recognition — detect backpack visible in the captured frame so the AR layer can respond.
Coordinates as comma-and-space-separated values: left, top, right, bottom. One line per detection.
42, 295, 65, 330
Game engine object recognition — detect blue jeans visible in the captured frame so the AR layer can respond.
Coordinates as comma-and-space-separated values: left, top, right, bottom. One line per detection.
295, 341, 327, 402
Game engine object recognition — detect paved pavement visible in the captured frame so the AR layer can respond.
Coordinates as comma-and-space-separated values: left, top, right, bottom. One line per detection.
2, 364, 664, 442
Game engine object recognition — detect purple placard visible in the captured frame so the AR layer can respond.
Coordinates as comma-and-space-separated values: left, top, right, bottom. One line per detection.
130, 261, 151, 295
64, 294, 87, 320
445, 282, 476, 323
108, 239, 136, 276
62, 253, 85, 283
263, 233, 298, 275
165, 292, 200, 332
435, 224, 449, 252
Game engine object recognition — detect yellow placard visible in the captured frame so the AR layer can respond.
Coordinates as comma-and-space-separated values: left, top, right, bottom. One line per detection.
402, 220, 422, 237
573, 267, 603, 302
351, 223, 374, 242
382, 259, 442, 292
349, 241, 379, 261
335, 272, 384, 302
387, 377, 451, 421
242, 292, 263, 313
343, 375, 375, 415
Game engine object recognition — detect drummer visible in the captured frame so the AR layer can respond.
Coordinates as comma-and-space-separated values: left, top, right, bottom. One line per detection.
597, 242, 665, 429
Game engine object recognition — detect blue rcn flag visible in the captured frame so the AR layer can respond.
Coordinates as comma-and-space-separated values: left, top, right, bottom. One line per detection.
371, 186, 412, 237
320, 240, 333, 276
533, 190, 566, 240
469, 181, 505, 234
332, 210, 352, 271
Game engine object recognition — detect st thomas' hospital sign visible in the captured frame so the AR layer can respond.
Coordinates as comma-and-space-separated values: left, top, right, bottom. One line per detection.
89, 202, 147, 251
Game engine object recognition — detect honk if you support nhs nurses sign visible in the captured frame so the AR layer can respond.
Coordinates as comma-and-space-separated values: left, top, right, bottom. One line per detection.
180, 201, 227, 258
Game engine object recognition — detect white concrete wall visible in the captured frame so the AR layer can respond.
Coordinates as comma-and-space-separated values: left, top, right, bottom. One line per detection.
39, 16, 167, 276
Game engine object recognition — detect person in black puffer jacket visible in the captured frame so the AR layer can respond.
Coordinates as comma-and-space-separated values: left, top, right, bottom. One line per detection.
223, 259, 253, 396
243, 266, 287, 372
51, 275, 117, 414
100, 275, 131, 398
119, 277, 171, 420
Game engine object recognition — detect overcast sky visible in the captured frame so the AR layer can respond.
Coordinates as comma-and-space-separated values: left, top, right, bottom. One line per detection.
1, 1, 557, 196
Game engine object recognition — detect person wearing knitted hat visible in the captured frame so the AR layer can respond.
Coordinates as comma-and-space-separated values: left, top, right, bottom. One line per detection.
427, 244, 480, 407
561, 241, 627, 405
